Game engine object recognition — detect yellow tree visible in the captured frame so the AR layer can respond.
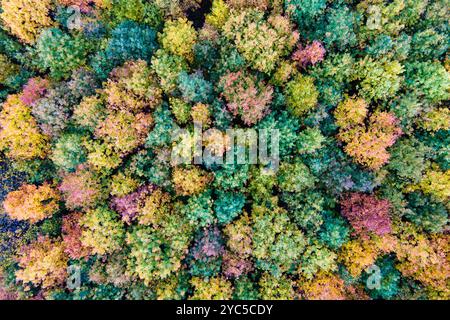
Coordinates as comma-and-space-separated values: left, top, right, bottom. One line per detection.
3, 183, 60, 223
0, 94, 49, 160
0, 0, 54, 44
15, 236, 68, 289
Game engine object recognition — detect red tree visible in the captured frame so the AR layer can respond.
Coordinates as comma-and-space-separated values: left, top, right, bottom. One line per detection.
340, 193, 392, 238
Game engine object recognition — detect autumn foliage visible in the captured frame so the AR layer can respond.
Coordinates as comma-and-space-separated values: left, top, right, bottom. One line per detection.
0, 0, 448, 301
3, 183, 60, 223
0, 94, 49, 160
0, 0, 54, 44
340, 193, 392, 238
15, 236, 68, 289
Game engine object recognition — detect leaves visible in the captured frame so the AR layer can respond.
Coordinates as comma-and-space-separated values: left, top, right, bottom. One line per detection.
0, 0, 448, 301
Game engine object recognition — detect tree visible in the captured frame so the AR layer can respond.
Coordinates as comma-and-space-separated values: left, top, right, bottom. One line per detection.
104, 60, 162, 113
159, 18, 197, 62
109, 0, 163, 27
72, 95, 107, 132
0, 0, 54, 44
405, 61, 449, 103
190, 277, 233, 300
252, 201, 306, 275
32, 73, 96, 137
334, 96, 368, 129
137, 188, 171, 226
224, 213, 253, 259
110, 170, 141, 198
0, 94, 49, 160
59, 166, 106, 210
214, 191, 245, 224
219, 71, 273, 125
292, 41, 326, 68
409, 28, 447, 61
80, 207, 125, 256
57, 0, 104, 13
405, 192, 448, 234
213, 164, 249, 191
233, 276, 259, 300
0, 54, 19, 86
84, 140, 121, 173
339, 235, 396, 278
182, 191, 215, 227
299, 242, 337, 280
297, 127, 326, 154
191, 103, 212, 128
1, 0, 449, 301
20, 77, 50, 107
317, 2, 358, 49
361, 256, 401, 300
284, 74, 319, 117
340, 193, 392, 238
3, 183, 60, 223
284, 0, 327, 31
300, 272, 347, 300
153, 272, 190, 300
172, 167, 212, 196
226, 0, 269, 10
246, 167, 277, 204
259, 273, 295, 300
278, 161, 316, 193
35, 28, 91, 80
419, 107, 450, 132
110, 185, 154, 224
151, 49, 189, 94
126, 225, 189, 284
205, 0, 229, 28
15, 236, 68, 289
95, 111, 153, 155
386, 138, 430, 183
318, 212, 350, 250
223, 10, 298, 73
282, 190, 325, 233
91, 21, 157, 79
62, 212, 91, 259
222, 250, 253, 279
178, 72, 213, 104
51, 132, 88, 173
336, 104, 403, 170
395, 222, 449, 298
186, 225, 223, 277
406, 168, 450, 202
256, 110, 301, 157
352, 57, 404, 102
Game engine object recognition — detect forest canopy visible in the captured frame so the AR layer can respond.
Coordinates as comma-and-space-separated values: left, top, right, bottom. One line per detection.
0, 0, 448, 300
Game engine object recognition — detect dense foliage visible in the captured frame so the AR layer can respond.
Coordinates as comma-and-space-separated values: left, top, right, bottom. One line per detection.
0, 0, 448, 300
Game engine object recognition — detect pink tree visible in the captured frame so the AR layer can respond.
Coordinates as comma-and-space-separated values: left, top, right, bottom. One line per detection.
340, 193, 392, 238
292, 41, 326, 68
